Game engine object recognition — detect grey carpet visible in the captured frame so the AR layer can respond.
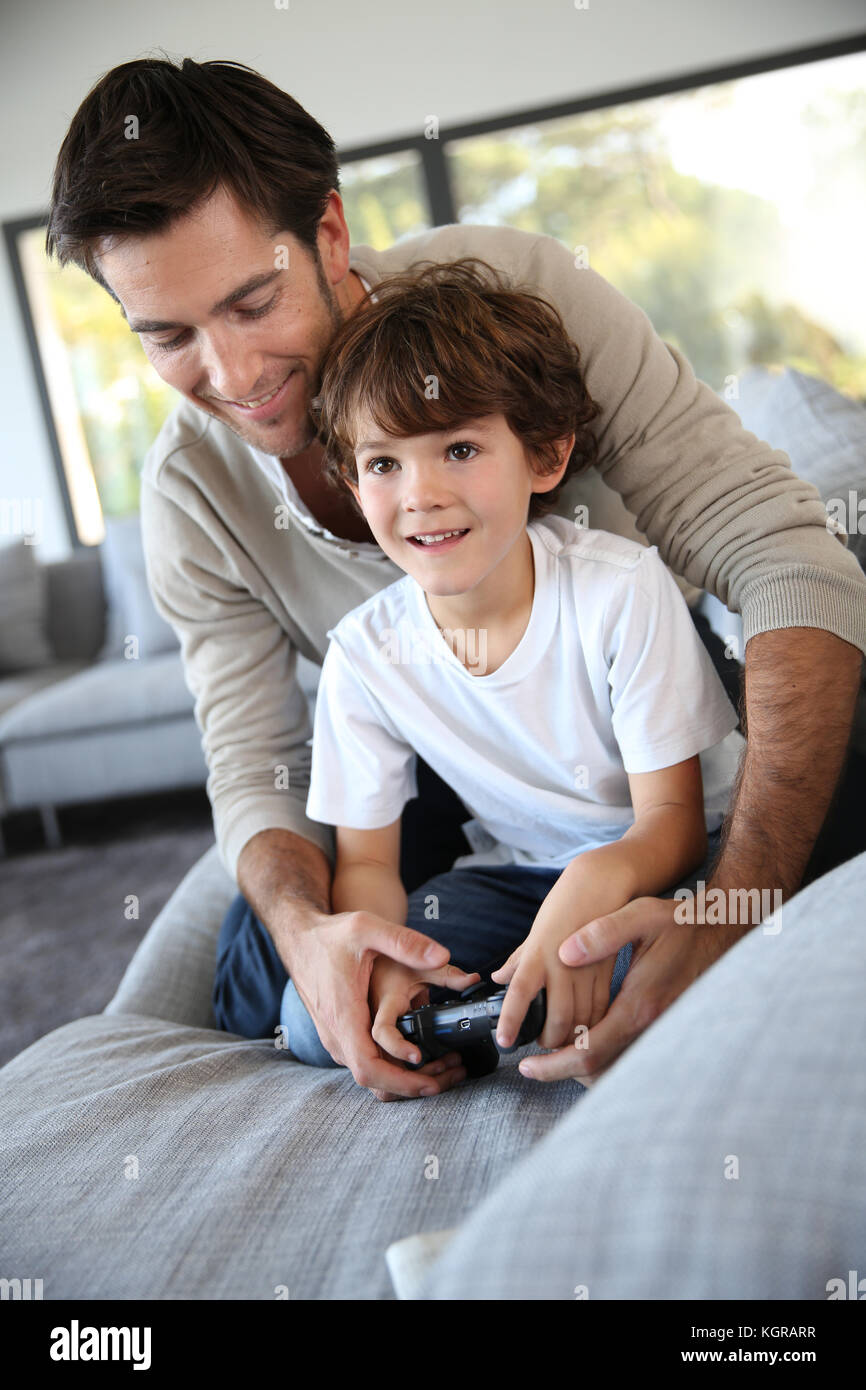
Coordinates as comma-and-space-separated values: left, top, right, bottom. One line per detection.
0, 792, 215, 1068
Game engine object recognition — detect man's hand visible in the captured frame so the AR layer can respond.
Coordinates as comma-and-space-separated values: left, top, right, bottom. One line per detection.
516, 891, 745, 1083
280, 905, 473, 1100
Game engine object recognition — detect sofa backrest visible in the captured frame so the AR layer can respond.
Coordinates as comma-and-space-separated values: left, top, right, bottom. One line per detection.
45, 548, 107, 662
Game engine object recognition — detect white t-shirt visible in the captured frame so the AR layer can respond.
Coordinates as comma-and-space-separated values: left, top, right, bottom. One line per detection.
306, 517, 744, 871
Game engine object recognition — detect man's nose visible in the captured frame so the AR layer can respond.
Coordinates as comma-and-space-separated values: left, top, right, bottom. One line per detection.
197, 328, 266, 404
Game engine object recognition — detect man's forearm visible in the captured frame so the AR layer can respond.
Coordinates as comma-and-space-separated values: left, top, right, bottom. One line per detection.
711, 627, 862, 905
236, 827, 333, 971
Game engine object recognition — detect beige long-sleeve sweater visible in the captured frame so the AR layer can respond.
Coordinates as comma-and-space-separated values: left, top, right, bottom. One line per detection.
140, 222, 866, 883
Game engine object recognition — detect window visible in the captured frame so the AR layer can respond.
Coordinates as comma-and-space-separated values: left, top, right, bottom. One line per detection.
5, 36, 863, 545
447, 49, 866, 398
338, 149, 429, 250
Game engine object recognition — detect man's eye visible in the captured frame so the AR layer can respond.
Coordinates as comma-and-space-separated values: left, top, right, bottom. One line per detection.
150, 331, 190, 354
236, 294, 277, 319
147, 295, 277, 354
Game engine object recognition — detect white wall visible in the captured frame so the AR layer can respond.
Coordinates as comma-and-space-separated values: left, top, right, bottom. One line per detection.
1, 0, 863, 558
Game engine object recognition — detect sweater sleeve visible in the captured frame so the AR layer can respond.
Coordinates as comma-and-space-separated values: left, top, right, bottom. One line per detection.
140, 474, 335, 884
518, 231, 866, 657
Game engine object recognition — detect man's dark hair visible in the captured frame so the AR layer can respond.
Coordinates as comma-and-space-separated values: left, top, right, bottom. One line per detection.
46, 56, 340, 291
316, 257, 600, 524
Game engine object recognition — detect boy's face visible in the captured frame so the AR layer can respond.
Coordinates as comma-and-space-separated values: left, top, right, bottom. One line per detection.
348, 414, 571, 598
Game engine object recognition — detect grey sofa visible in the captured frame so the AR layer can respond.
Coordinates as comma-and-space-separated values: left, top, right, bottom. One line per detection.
1, 834, 863, 1299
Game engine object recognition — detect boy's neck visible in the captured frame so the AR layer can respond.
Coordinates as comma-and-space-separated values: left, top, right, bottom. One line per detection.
424, 529, 535, 666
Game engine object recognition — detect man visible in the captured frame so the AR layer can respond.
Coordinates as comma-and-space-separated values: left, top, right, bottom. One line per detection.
47, 58, 865, 1101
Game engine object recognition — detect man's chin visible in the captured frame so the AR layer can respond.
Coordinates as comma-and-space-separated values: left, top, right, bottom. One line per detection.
194, 397, 316, 458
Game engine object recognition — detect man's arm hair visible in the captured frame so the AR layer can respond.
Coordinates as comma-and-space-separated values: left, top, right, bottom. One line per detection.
236, 828, 332, 970
712, 627, 863, 902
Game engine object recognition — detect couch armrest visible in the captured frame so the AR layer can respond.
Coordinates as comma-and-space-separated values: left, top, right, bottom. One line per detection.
104, 842, 235, 1029
415, 847, 866, 1300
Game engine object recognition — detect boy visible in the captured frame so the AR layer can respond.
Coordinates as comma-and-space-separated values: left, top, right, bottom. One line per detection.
279, 258, 743, 1092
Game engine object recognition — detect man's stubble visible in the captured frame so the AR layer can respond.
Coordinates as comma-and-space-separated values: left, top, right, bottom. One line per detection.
209, 246, 345, 462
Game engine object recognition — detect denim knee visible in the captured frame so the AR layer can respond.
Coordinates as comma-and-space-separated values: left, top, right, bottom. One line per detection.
278, 980, 343, 1069
608, 942, 633, 1002
213, 894, 289, 1038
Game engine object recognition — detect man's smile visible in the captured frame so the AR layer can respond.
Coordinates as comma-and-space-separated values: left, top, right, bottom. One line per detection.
204, 368, 298, 419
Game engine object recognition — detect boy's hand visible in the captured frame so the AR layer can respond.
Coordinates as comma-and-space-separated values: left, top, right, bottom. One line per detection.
491, 853, 638, 1057
491, 931, 615, 1052
367, 956, 481, 1102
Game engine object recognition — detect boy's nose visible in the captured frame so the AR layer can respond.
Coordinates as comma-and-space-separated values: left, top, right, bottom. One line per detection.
400, 465, 453, 513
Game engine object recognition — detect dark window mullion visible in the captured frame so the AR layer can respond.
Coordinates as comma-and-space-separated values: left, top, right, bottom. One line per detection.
416, 136, 457, 227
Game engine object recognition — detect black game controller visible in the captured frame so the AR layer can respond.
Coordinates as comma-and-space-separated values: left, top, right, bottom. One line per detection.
396, 980, 547, 1078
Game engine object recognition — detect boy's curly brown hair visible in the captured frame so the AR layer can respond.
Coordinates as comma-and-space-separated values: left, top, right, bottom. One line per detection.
314, 257, 600, 522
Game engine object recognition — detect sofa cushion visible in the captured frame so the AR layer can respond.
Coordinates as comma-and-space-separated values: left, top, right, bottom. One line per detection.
45, 548, 107, 663
98, 514, 179, 660
0, 662, 88, 721
412, 848, 866, 1300
0, 539, 53, 673
0, 1012, 584, 1299
0, 714, 207, 811
724, 366, 866, 755
0, 651, 194, 743
730, 366, 866, 571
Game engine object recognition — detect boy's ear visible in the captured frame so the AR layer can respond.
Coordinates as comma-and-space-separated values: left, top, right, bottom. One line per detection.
530, 432, 576, 495
344, 476, 366, 516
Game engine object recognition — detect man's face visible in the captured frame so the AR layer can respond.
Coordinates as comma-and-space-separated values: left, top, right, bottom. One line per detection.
95, 185, 354, 458
348, 413, 571, 599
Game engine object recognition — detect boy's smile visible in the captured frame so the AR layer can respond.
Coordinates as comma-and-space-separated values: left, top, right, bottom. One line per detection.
348, 414, 573, 631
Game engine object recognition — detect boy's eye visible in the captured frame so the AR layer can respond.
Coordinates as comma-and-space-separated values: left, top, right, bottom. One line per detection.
448, 441, 478, 461
363, 441, 478, 474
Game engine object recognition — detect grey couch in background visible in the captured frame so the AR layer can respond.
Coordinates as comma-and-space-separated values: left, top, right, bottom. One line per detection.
0, 536, 207, 848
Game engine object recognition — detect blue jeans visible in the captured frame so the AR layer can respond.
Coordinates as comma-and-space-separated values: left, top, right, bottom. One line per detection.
214, 828, 723, 1068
